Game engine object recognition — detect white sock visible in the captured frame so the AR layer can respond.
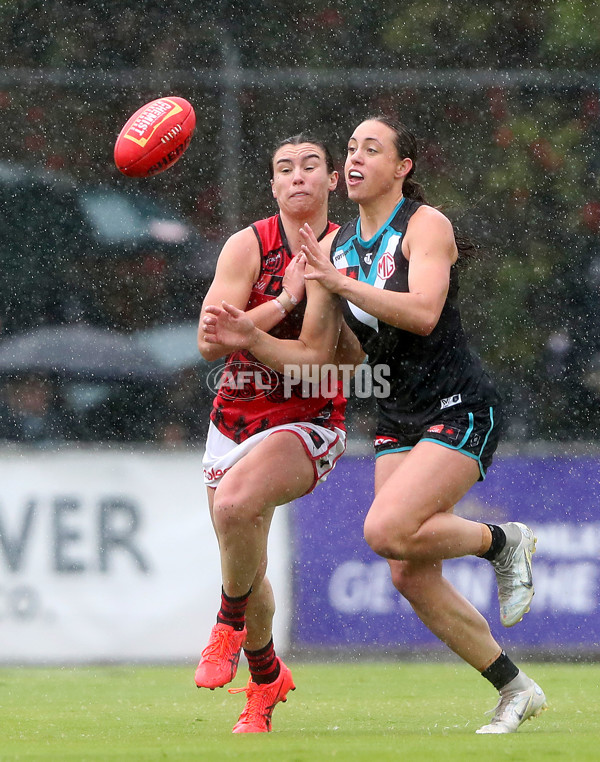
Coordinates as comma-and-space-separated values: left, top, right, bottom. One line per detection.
501, 669, 531, 694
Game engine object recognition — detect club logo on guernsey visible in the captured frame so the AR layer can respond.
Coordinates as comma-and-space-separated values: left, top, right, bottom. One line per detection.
263, 248, 284, 274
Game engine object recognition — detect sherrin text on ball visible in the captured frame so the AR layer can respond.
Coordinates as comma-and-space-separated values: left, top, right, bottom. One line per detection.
114, 96, 195, 177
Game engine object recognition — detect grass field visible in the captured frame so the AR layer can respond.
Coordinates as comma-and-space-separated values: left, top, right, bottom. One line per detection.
1, 661, 599, 761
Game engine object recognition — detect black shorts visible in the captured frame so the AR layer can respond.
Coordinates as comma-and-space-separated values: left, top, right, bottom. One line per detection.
374, 404, 503, 480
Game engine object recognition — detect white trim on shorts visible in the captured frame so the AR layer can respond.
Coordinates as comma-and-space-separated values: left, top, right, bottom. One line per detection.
202, 421, 346, 493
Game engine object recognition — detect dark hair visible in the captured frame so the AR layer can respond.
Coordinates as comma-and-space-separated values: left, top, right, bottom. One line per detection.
269, 133, 336, 179
366, 115, 427, 202
366, 114, 479, 264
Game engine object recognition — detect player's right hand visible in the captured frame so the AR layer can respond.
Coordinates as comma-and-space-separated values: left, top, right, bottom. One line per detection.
282, 253, 307, 304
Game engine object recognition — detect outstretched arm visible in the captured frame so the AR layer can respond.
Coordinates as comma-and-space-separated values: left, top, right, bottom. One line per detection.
197, 227, 306, 361
202, 277, 343, 374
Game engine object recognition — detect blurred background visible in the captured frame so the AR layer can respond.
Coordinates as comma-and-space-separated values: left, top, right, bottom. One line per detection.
1, 0, 599, 448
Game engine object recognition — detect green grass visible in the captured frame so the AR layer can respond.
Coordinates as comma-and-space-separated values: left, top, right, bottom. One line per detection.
0, 661, 598, 761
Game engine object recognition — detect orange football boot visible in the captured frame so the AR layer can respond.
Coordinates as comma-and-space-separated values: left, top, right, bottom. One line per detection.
228, 658, 295, 733
194, 623, 246, 689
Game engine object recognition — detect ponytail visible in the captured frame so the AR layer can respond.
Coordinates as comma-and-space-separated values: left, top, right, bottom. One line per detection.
366, 114, 481, 266
453, 232, 480, 266
403, 175, 428, 203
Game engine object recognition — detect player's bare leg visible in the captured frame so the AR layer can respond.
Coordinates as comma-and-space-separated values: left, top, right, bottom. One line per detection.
373, 448, 545, 733
366, 442, 536, 626
204, 488, 276, 645
388, 555, 546, 733
194, 486, 277, 689
195, 431, 311, 732
365, 443, 485, 563
244, 573, 276, 652
211, 431, 314, 599
388, 557, 501, 669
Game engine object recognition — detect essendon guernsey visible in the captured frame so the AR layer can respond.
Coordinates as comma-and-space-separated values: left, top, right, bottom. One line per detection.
210, 214, 346, 444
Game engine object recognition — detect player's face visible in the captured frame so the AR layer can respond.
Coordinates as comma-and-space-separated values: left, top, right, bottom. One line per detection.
271, 143, 338, 217
345, 120, 412, 204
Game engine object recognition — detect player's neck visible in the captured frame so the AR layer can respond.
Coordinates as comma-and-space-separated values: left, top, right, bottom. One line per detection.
358, 193, 404, 241
280, 209, 329, 255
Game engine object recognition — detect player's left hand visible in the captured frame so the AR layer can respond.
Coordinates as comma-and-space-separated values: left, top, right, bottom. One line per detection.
202, 302, 258, 349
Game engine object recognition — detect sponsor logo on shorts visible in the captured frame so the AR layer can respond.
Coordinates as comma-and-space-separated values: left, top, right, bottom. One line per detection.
427, 424, 445, 434
374, 436, 398, 447
444, 427, 460, 441
440, 394, 462, 410
296, 425, 326, 449
427, 424, 462, 443
204, 466, 231, 482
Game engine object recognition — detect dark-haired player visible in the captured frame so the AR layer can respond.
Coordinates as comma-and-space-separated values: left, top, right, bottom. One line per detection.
203, 117, 546, 734
195, 134, 360, 733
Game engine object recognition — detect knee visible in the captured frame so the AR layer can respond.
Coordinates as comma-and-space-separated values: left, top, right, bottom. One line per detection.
363, 513, 411, 560
363, 521, 394, 559
212, 483, 259, 534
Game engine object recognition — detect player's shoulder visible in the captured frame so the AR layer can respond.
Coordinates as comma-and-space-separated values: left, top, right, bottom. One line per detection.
405, 202, 458, 262
330, 216, 358, 251
250, 214, 279, 235
408, 203, 455, 236
222, 224, 260, 251
215, 225, 261, 279
321, 224, 341, 253
410, 202, 451, 225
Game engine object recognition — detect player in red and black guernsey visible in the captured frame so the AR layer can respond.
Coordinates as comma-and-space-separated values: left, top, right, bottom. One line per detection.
210, 212, 343, 443
194, 134, 359, 734
203, 117, 546, 735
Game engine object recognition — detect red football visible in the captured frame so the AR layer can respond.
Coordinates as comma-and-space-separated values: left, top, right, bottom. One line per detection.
114, 96, 195, 177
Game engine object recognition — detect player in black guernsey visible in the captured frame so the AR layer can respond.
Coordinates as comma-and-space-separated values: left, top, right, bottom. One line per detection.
332, 194, 501, 461
203, 116, 546, 734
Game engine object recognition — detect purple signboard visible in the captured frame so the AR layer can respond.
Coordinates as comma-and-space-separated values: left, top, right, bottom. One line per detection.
291, 455, 600, 652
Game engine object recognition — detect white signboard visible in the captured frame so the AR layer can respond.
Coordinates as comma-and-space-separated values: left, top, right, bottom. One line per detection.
0, 448, 291, 663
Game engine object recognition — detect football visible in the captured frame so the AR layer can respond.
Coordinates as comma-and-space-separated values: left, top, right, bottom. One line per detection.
114, 96, 196, 177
